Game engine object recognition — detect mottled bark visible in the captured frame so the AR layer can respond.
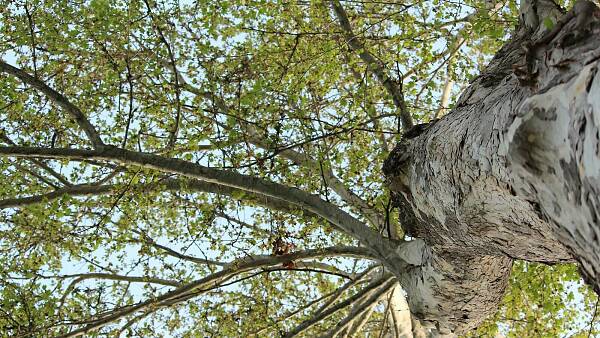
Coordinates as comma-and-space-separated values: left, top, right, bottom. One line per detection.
384, 5, 600, 335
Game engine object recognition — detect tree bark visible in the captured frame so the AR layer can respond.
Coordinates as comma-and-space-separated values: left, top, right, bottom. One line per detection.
384, 6, 600, 335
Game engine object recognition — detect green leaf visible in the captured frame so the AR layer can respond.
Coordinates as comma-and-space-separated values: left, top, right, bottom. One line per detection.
543, 17, 555, 30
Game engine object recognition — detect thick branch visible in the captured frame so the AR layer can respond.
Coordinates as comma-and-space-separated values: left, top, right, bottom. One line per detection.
0, 146, 406, 271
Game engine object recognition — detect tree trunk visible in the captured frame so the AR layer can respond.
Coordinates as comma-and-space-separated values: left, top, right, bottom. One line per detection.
383, 7, 600, 335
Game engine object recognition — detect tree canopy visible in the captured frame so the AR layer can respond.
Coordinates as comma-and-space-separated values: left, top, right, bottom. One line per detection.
0, 0, 598, 336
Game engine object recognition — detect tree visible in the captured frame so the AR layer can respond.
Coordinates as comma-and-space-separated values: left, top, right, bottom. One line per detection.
0, 0, 598, 337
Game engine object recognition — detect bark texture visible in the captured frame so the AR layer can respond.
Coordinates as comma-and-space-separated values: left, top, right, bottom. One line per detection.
384, 5, 600, 335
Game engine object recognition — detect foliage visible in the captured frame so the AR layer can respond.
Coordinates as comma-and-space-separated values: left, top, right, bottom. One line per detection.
0, 0, 596, 337
472, 262, 599, 337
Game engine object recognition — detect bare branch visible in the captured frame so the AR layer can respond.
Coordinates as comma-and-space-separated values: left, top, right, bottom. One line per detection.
244, 126, 386, 229
344, 301, 377, 336
293, 261, 354, 279
215, 211, 271, 235
249, 288, 341, 337
0, 60, 105, 148
59, 273, 181, 307
314, 264, 380, 315
249, 264, 379, 337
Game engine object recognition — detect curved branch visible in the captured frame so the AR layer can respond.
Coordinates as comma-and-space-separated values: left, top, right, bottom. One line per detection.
0, 60, 105, 148
0, 146, 405, 270
285, 261, 353, 279
0, 184, 112, 209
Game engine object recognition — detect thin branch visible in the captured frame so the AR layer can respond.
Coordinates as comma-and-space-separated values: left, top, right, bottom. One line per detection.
0, 60, 105, 148
248, 287, 343, 337
244, 126, 386, 229
59, 273, 181, 305
0, 176, 316, 219
24, 0, 38, 77
330, 0, 413, 129
314, 264, 380, 316
320, 280, 394, 338
6, 160, 59, 189
249, 266, 379, 337
588, 298, 599, 338
188, 90, 386, 229
261, 266, 353, 280
292, 261, 353, 279
215, 211, 271, 235
55, 247, 373, 338
283, 274, 395, 338
134, 231, 227, 266
378, 292, 392, 338
1, 132, 72, 186
142, 0, 182, 149
0, 184, 111, 209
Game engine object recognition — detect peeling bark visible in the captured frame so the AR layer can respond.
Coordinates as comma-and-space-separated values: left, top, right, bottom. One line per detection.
384, 5, 600, 335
